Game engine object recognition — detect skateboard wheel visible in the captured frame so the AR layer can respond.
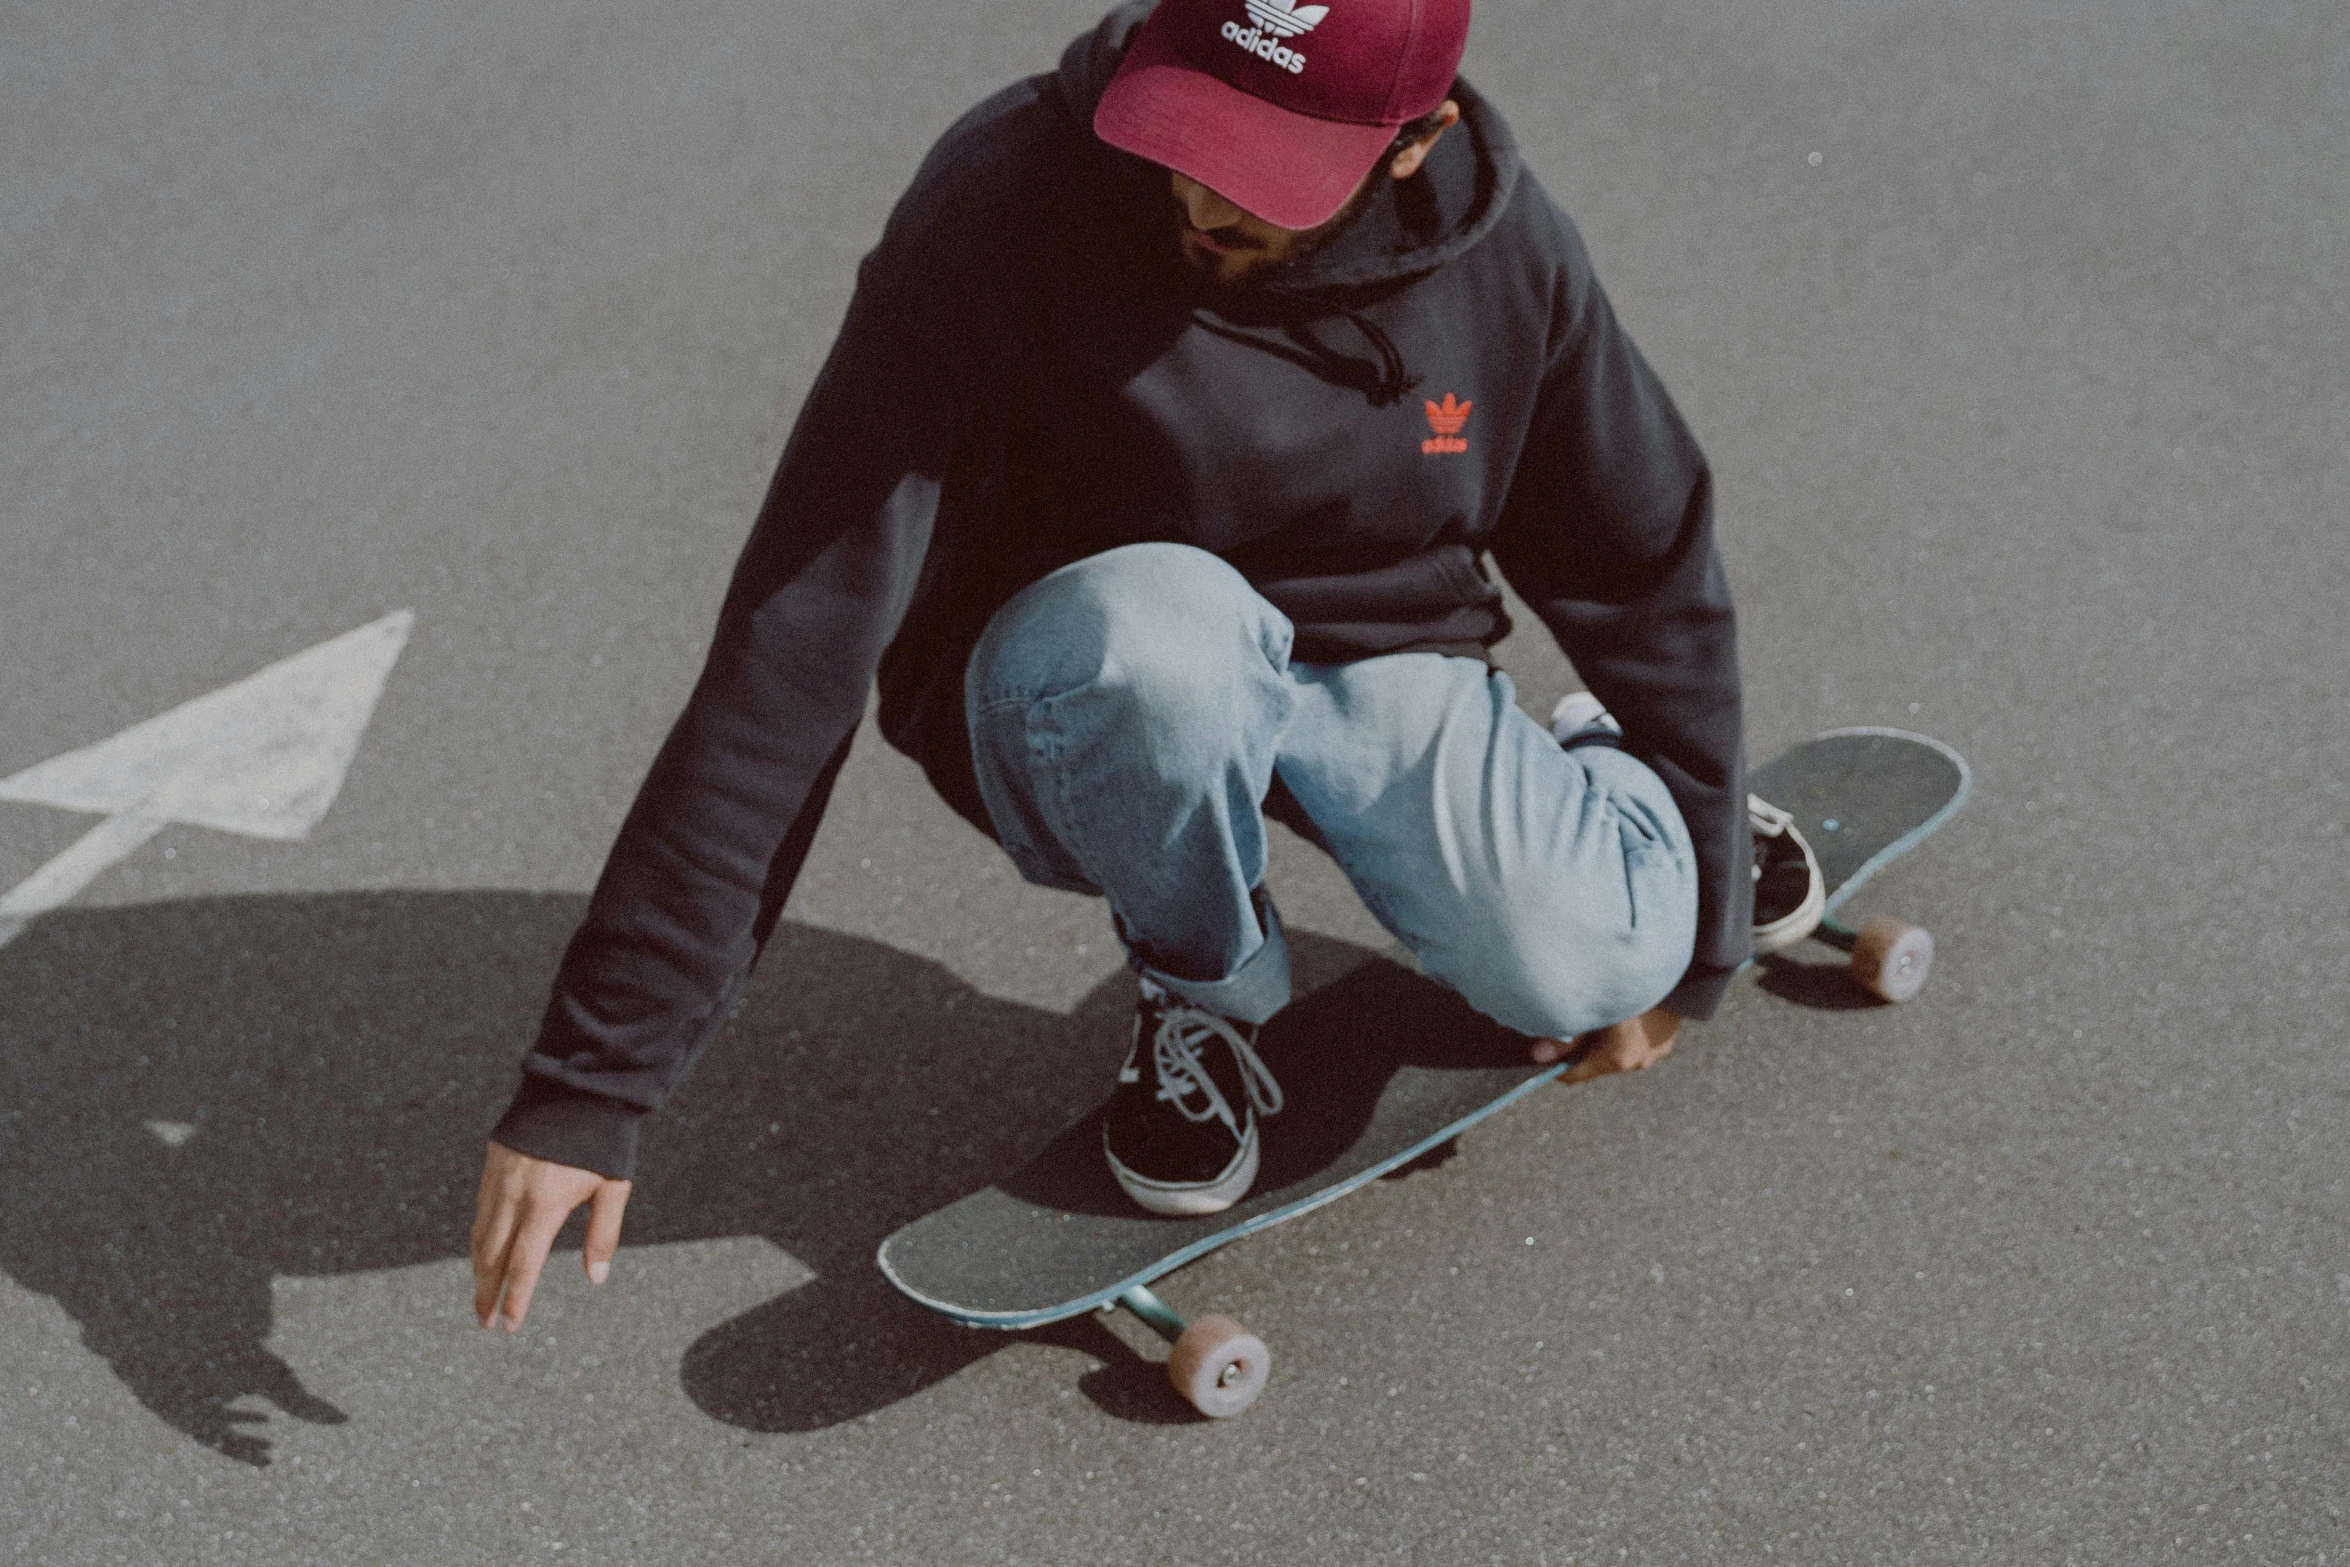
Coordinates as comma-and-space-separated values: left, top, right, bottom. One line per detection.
1167, 1314, 1270, 1418
1850, 917, 1934, 1003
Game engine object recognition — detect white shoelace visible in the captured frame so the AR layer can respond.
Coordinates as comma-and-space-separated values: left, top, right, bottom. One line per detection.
1749, 793, 1797, 883
1146, 999, 1285, 1136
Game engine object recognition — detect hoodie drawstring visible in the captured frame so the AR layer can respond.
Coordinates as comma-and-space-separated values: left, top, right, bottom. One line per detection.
1196, 299, 1422, 407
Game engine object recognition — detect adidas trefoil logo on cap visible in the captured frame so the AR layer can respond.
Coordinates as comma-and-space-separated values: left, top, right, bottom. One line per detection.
1222, 0, 1329, 75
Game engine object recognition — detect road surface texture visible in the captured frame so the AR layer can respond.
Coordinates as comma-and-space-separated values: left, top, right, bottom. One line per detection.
3, 0, 2344, 1561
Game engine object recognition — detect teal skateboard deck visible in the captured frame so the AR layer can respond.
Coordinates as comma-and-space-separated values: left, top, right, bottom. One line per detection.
878, 725, 1970, 1415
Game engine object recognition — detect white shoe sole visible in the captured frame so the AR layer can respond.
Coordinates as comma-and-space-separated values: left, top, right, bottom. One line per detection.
1752, 821, 1826, 956
1548, 691, 1621, 747
1106, 1125, 1261, 1217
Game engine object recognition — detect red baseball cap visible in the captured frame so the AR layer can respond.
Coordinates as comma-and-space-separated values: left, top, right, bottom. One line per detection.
1094, 0, 1471, 230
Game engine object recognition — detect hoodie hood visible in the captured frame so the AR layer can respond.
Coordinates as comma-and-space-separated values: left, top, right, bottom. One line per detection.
1055, 0, 1521, 294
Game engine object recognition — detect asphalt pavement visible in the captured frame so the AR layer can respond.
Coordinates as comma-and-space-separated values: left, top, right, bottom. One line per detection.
3, 0, 2345, 1561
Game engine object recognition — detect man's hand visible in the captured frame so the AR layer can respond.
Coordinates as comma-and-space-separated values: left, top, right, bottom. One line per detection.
1529, 1005, 1681, 1082
470, 1140, 631, 1332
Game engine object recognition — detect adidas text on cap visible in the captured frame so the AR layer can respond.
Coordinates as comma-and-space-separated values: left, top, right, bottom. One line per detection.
1095, 0, 1472, 230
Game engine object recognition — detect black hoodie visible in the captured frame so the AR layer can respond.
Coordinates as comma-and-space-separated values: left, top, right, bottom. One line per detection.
494, 3, 1750, 1180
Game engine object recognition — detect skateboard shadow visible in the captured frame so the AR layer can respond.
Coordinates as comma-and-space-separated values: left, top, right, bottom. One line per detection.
1753, 952, 1887, 1011
677, 927, 1442, 1433
0, 892, 1393, 1459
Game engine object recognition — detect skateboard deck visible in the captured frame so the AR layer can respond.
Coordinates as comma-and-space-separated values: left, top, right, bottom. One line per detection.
877, 725, 1969, 1407
879, 958, 1549, 1328
1746, 726, 1970, 927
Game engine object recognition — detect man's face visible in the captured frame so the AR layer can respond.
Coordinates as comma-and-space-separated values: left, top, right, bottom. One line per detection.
1165, 102, 1458, 289
1169, 171, 1373, 287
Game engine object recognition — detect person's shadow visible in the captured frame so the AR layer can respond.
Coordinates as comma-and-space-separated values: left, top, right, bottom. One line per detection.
0, 890, 1434, 1462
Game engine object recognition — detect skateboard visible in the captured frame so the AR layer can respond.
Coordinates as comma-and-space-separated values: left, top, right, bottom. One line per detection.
877, 726, 1970, 1417
1746, 726, 1972, 1003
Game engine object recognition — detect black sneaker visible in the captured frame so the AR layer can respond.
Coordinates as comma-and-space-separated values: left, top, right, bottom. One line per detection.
1104, 982, 1285, 1216
1750, 793, 1825, 954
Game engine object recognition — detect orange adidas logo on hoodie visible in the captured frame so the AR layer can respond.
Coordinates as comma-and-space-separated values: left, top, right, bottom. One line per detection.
1422, 392, 1471, 454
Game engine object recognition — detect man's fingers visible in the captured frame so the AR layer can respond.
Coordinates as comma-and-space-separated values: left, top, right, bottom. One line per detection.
467, 1142, 621, 1329
583, 1179, 632, 1285
495, 1203, 572, 1331
1546, 1010, 1679, 1082
473, 1223, 516, 1328
1559, 1040, 1618, 1083
471, 1159, 525, 1328
1534, 1033, 1594, 1071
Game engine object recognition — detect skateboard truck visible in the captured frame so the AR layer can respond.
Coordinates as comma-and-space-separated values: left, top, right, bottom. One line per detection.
1114, 1285, 1272, 1418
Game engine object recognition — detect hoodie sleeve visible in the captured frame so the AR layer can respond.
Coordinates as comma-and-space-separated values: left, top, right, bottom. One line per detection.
1489, 215, 1750, 1020
490, 255, 961, 1180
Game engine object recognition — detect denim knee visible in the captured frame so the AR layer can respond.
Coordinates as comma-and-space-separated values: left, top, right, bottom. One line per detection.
1441, 858, 1694, 1039
1423, 788, 1698, 1041
966, 543, 1293, 715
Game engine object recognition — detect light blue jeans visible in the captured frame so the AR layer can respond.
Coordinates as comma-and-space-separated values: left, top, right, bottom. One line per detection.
965, 544, 1697, 1040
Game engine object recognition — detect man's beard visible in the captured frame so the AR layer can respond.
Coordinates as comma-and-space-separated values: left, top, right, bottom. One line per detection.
1169, 176, 1381, 290
1173, 213, 1275, 288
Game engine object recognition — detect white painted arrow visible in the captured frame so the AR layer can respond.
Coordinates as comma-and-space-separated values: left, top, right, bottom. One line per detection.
0, 610, 413, 948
